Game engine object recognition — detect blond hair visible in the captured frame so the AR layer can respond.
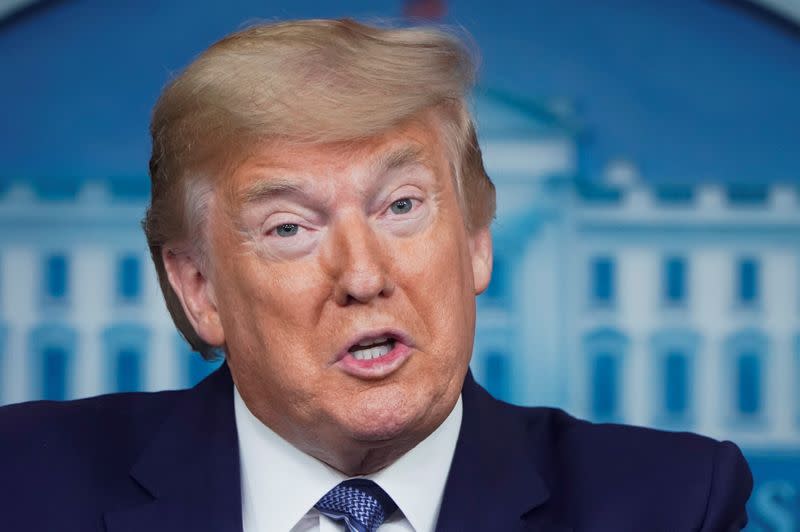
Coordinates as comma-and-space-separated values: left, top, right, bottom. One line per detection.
143, 19, 496, 359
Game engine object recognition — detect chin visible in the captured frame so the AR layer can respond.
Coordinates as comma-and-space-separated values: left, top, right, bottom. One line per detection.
347, 422, 411, 444
338, 390, 430, 444
342, 390, 447, 446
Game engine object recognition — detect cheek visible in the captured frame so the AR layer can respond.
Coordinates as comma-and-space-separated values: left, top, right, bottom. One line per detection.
225, 253, 326, 320
215, 255, 329, 368
392, 220, 476, 353
393, 205, 470, 278
219, 261, 329, 409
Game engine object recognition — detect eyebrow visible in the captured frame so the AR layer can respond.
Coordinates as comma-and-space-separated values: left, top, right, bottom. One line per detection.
370, 144, 428, 175
237, 144, 430, 206
238, 173, 311, 206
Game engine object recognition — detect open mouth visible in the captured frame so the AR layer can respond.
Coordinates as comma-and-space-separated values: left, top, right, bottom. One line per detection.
336, 330, 412, 378
347, 336, 397, 361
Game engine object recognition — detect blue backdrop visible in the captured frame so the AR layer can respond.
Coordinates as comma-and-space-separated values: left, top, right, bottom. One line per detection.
1, 1, 798, 529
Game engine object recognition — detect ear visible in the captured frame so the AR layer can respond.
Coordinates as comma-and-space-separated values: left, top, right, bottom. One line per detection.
162, 246, 226, 347
468, 226, 493, 295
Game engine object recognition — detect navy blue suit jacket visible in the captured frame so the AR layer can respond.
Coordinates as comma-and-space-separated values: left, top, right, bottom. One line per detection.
0, 363, 752, 531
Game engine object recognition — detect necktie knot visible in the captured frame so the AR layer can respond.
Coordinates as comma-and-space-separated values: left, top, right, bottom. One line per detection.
315, 478, 398, 532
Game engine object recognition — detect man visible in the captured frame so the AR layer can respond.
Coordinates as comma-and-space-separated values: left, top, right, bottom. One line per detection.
0, 19, 751, 532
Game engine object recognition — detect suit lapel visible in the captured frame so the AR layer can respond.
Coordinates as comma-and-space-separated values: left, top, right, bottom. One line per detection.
104, 363, 242, 532
436, 372, 572, 532
103, 365, 571, 531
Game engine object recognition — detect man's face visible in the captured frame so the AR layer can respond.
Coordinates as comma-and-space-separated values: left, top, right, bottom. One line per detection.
186, 112, 491, 467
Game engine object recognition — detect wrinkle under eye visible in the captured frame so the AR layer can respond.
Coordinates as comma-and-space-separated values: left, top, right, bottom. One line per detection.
276, 223, 299, 237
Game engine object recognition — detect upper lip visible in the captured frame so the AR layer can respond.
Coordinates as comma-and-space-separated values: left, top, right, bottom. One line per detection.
333, 327, 413, 362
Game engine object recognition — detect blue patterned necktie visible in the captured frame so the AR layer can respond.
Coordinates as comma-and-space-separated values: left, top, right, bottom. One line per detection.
315, 478, 398, 532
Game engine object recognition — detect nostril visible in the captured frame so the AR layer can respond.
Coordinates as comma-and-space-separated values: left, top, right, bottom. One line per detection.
335, 269, 395, 306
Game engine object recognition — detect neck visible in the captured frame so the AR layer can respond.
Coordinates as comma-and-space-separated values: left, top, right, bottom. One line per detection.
296, 433, 424, 476
231, 374, 457, 477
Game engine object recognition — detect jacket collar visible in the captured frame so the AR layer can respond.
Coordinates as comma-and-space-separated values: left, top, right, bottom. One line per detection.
436, 371, 571, 532
104, 363, 242, 532
104, 364, 568, 532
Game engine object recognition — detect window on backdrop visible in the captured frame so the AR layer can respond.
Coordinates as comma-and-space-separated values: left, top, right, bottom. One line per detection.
584, 328, 628, 422
724, 329, 767, 424
102, 324, 148, 393
116, 254, 142, 303
663, 350, 690, 417
662, 256, 687, 307
43, 254, 69, 303
590, 256, 615, 308
29, 324, 77, 402
735, 258, 760, 308
650, 329, 699, 426
115, 348, 143, 392
41, 346, 69, 401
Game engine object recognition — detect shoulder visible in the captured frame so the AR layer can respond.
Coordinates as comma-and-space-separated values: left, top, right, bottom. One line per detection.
0, 390, 184, 493
510, 404, 752, 529
0, 390, 189, 530
0, 388, 183, 451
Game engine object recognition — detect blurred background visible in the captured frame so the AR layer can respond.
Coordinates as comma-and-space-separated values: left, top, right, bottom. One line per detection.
1, 0, 798, 529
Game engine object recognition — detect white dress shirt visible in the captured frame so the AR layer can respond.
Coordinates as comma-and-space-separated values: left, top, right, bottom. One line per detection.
234, 387, 462, 532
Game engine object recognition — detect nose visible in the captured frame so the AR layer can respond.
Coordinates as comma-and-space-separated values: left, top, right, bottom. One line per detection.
321, 214, 395, 306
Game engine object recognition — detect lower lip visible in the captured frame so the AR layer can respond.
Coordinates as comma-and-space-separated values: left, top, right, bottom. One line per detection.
335, 342, 412, 380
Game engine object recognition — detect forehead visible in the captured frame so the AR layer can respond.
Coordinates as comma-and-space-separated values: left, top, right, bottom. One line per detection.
222, 112, 449, 199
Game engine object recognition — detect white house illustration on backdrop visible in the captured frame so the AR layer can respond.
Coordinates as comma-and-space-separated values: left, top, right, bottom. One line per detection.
0, 89, 798, 457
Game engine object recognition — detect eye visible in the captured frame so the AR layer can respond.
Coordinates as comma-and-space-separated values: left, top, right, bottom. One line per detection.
275, 223, 299, 237
389, 198, 414, 215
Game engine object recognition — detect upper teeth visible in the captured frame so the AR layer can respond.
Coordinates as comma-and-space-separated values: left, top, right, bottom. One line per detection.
356, 336, 388, 347
352, 343, 393, 360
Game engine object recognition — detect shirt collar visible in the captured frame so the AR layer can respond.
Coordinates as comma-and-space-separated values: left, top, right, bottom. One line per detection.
234, 386, 462, 532
367, 396, 462, 532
